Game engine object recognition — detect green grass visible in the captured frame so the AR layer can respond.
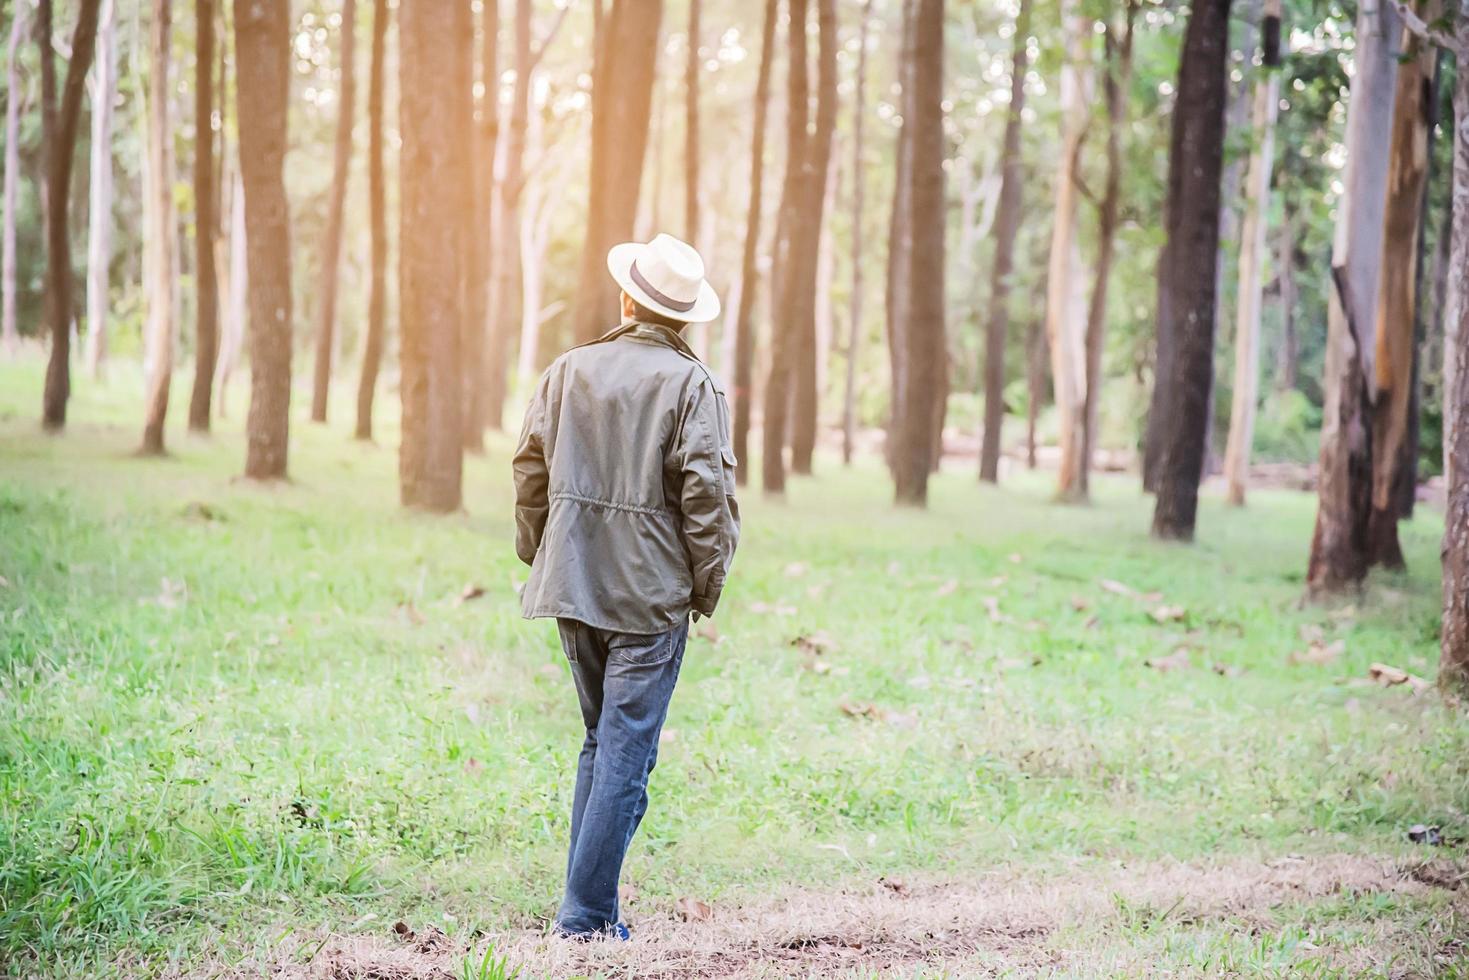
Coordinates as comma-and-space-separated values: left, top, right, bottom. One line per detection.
0, 353, 1465, 977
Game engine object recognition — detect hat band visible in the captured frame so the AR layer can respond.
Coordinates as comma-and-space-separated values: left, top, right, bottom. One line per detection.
630, 260, 697, 313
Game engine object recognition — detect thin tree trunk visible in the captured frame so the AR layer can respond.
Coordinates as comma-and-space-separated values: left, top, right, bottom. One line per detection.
842, 0, 872, 467
217, 170, 246, 416
884, 0, 915, 474
1026, 315, 1046, 469
1079, 4, 1135, 496
569, 0, 663, 344
354, 0, 388, 441
731, 0, 777, 485
1274, 206, 1298, 392
892, 0, 944, 505
83, 0, 116, 379
1223, 15, 1281, 506
398, 0, 465, 510
41, 0, 103, 431
1045, 0, 1092, 502
684, 0, 699, 244
310, 0, 357, 424
451, 0, 481, 450
37, 0, 55, 245
141, 0, 176, 454
789, 0, 838, 475
187, 0, 219, 430
464, 0, 497, 441
979, 0, 1029, 483
235, 0, 294, 480
1150, 0, 1234, 540
1365, 9, 1436, 569
2, 0, 30, 354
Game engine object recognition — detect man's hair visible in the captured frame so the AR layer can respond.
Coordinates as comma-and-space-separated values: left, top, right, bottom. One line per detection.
631, 301, 686, 331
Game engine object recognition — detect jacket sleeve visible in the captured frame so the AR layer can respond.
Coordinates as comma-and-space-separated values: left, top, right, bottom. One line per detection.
674, 377, 742, 616
512, 374, 551, 566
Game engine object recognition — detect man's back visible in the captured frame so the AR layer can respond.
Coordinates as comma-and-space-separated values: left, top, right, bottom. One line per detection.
513, 323, 740, 634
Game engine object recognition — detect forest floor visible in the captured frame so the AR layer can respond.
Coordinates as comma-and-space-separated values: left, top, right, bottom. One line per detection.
1, 355, 1467, 978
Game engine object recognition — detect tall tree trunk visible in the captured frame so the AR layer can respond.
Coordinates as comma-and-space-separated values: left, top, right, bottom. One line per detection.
892, 0, 944, 505
761, 0, 810, 494
1223, 11, 1281, 506
1439, 23, 1469, 694
1274, 206, 1298, 392
235, 0, 294, 480
2, 0, 29, 354
684, 0, 700, 244
217, 170, 246, 416
842, 0, 872, 467
884, 0, 915, 474
1079, 4, 1135, 496
1365, 9, 1436, 569
141, 0, 175, 454
398, 0, 465, 510
83, 0, 116, 379
40, 0, 102, 431
1306, 2, 1399, 591
978, 0, 1029, 483
569, 0, 663, 345
1149, 0, 1234, 540
449, 0, 480, 450
463, 0, 497, 441
1026, 315, 1046, 469
1045, 1, 1092, 502
37, 0, 55, 244
354, 0, 388, 441
731, 0, 777, 485
187, 0, 219, 430
789, 0, 838, 475
310, 0, 357, 424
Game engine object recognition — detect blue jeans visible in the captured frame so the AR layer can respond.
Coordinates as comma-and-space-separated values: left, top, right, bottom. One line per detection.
553, 617, 688, 936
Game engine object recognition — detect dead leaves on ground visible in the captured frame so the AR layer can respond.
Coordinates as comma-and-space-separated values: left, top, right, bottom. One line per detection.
838, 700, 917, 729
675, 896, 714, 922
1290, 638, 1345, 666
1368, 662, 1431, 694
1144, 647, 1192, 672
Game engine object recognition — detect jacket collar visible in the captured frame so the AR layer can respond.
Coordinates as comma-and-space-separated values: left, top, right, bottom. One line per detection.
581, 320, 700, 361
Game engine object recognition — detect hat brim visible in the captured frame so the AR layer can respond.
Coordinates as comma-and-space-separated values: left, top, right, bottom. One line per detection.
607, 242, 722, 324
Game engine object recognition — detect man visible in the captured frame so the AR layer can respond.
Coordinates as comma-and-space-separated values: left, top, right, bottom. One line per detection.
513, 233, 741, 940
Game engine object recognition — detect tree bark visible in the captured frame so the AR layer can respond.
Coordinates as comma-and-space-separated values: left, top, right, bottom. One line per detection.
354, 0, 389, 440
884, 0, 915, 474
978, 0, 1029, 483
1306, 2, 1399, 591
40, 0, 102, 431
1223, 20, 1281, 506
1364, 10, 1437, 569
684, 0, 700, 244
83, 0, 116, 379
842, 0, 872, 467
187, 0, 219, 430
309, 0, 357, 424
788, 0, 838, 476
141, 0, 175, 454
462, 0, 497, 442
1274, 206, 1298, 392
235, 0, 294, 480
1026, 315, 1046, 469
891, 0, 944, 505
398, 0, 465, 510
1079, 4, 1135, 497
569, 0, 663, 345
1149, 0, 1234, 540
731, 0, 777, 485
1045, 1, 1092, 502
2, 0, 30, 354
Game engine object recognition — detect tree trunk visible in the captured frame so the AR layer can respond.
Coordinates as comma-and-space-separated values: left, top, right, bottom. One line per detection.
187, 0, 219, 430
684, 0, 699, 244
40, 0, 102, 431
1365, 10, 1436, 570
978, 0, 1028, 483
1079, 4, 1135, 497
842, 0, 872, 467
461, 0, 491, 449
2, 0, 29, 354
1306, 2, 1399, 591
1149, 0, 1234, 540
398, 0, 465, 510
761, 0, 811, 494
83, 0, 116, 379
140, 0, 175, 454
884, 0, 915, 474
1026, 315, 1046, 468
569, 0, 663, 345
789, 0, 838, 475
731, 0, 777, 485
217, 170, 246, 416
891, 0, 944, 505
309, 0, 357, 424
1439, 26, 1469, 694
354, 0, 389, 441
1045, 1, 1092, 502
1222, 23, 1281, 506
235, 0, 294, 480
1274, 206, 1298, 392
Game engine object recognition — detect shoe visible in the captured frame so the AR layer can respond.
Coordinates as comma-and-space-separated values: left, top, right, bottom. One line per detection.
554, 921, 631, 942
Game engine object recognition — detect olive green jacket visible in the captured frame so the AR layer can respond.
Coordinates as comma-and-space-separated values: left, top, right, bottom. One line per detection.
513, 322, 741, 633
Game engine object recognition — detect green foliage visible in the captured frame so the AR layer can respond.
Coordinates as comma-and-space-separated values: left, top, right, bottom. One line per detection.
1253, 388, 1323, 464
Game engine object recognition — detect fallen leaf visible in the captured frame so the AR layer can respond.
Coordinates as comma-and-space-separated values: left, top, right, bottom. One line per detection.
1408, 823, 1444, 846
982, 595, 1005, 622
1070, 595, 1092, 612
180, 501, 223, 522
879, 877, 909, 896
1145, 648, 1192, 672
675, 897, 713, 922
1149, 604, 1187, 624
1084, 615, 1101, 630
1299, 623, 1326, 644
392, 921, 414, 941
792, 631, 838, 655
1290, 639, 1345, 666
619, 883, 639, 904
935, 579, 959, 597
455, 583, 486, 605
1099, 578, 1137, 597
1212, 662, 1244, 678
987, 575, 1009, 587
784, 561, 809, 578
802, 659, 833, 675
1368, 662, 1431, 693
1140, 591, 1164, 603
839, 700, 884, 720
397, 601, 426, 626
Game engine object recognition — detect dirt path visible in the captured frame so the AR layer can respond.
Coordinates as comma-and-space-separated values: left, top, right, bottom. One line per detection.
199, 853, 1465, 978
